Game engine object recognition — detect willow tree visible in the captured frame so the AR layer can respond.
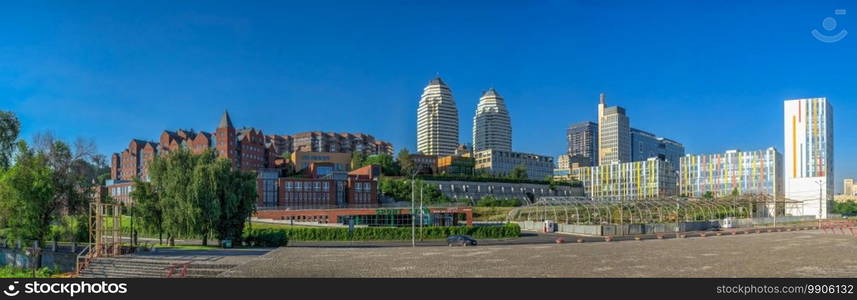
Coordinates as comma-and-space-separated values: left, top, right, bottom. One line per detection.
148, 149, 256, 246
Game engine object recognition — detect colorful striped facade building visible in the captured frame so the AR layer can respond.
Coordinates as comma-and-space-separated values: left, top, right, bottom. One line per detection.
784, 98, 834, 218
571, 158, 677, 201
678, 148, 784, 199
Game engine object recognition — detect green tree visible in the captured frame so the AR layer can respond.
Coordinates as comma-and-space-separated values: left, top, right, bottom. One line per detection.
149, 149, 197, 245
702, 191, 714, 200
834, 201, 857, 216
0, 111, 20, 171
397, 148, 413, 175
508, 164, 528, 180
363, 154, 400, 176
0, 141, 56, 243
212, 159, 257, 244
130, 178, 164, 244
148, 149, 257, 246
350, 151, 366, 170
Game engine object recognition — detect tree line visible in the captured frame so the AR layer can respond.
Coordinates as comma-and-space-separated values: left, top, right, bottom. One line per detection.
130, 149, 257, 246
0, 111, 109, 246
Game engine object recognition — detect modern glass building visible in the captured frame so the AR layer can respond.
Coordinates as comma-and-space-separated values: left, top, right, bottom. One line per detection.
571, 158, 677, 201
678, 148, 784, 200
630, 128, 685, 165
566, 121, 598, 167
784, 98, 833, 218
598, 93, 631, 165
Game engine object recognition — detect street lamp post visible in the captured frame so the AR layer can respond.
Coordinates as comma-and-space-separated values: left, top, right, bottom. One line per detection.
411, 175, 415, 247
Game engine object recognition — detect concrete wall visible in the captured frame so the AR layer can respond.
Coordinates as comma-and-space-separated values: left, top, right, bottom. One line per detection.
515, 220, 714, 236
727, 215, 816, 228
427, 180, 585, 203
0, 246, 78, 272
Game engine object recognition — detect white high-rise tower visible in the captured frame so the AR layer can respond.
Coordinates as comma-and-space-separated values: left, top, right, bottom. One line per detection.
472, 88, 512, 152
784, 98, 834, 218
417, 77, 459, 156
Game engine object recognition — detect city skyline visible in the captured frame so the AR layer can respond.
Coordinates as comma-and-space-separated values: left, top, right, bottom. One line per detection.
2, 1, 855, 191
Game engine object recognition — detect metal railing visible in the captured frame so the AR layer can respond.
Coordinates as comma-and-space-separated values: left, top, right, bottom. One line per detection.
75, 246, 91, 275
165, 262, 191, 278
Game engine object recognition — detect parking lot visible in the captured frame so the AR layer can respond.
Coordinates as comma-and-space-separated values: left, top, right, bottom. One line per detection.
222, 229, 857, 277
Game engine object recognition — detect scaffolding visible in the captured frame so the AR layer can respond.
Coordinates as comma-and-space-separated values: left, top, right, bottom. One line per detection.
89, 202, 122, 257
506, 195, 805, 225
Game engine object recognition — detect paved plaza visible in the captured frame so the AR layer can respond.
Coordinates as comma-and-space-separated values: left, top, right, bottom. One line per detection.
222, 230, 857, 277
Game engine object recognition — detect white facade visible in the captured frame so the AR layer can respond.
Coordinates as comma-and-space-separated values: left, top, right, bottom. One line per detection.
784, 98, 834, 218
473, 149, 554, 180
417, 77, 459, 156
472, 88, 512, 152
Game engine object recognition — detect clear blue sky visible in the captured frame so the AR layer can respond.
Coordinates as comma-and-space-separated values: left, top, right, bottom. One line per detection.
1, 1, 854, 191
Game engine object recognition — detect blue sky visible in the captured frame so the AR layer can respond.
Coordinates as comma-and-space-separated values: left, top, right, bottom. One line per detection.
1, 1, 855, 191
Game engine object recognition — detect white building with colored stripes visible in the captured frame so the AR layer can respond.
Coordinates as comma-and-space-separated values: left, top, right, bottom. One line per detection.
784, 98, 834, 218
678, 148, 783, 200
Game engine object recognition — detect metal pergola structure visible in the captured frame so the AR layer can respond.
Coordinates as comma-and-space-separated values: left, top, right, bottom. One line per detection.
506, 195, 805, 225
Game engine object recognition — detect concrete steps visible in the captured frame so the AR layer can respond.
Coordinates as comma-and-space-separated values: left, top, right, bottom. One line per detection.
79, 256, 237, 278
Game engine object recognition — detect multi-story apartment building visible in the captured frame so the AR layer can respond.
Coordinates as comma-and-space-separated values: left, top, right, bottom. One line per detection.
111, 139, 159, 182
630, 128, 685, 165
472, 88, 512, 152
678, 148, 784, 199
597, 93, 631, 165
267, 132, 393, 156
572, 158, 677, 201
784, 98, 834, 218
110, 111, 279, 180
417, 77, 459, 156
566, 121, 598, 167
408, 154, 439, 175
473, 149, 554, 180
844, 179, 856, 196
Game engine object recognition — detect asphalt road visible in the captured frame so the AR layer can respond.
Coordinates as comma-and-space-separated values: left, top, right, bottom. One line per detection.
221, 229, 857, 277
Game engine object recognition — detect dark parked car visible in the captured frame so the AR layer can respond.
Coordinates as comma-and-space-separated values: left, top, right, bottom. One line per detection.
447, 235, 477, 246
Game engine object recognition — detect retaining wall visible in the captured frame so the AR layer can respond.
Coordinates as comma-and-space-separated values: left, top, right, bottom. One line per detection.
0, 245, 78, 272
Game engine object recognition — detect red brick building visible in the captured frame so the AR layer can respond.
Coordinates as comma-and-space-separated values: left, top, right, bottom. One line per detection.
107, 110, 391, 208
110, 110, 282, 180
257, 164, 381, 209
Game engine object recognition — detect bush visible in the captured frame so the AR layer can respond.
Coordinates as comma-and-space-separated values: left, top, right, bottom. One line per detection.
476, 196, 522, 207
243, 228, 289, 247
245, 224, 521, 242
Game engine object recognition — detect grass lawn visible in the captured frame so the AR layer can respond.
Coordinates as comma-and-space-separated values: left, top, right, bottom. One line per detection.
0, 266, 57, 278
246, 222, 315, 230
473, 207, 515, 222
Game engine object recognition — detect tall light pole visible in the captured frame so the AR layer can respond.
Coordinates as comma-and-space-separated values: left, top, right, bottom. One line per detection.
411, 174, 415, 247
410, 166, 419, 248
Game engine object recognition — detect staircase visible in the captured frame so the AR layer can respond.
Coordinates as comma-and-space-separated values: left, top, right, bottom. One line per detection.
78, 256, 237, 278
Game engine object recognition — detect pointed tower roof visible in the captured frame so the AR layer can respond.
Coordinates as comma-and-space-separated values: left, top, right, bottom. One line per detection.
428, 76, 446, 86
483, 87, 499, 97
599, 92, 606, 105
219, 110, 234, 129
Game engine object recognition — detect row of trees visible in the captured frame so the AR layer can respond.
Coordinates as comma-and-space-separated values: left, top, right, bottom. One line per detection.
130, 149, 257, 246
0, 111, 108, 245
378, 177, 451, 204
351, 147, 533, 180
